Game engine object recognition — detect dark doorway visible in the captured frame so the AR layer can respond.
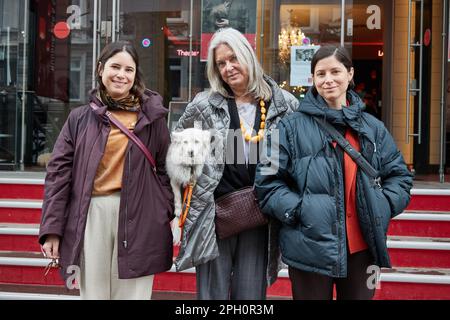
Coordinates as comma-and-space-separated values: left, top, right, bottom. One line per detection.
353, 60, 382, 119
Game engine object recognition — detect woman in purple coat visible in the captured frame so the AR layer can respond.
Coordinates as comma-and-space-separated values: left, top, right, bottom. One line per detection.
39, 41, 174, 300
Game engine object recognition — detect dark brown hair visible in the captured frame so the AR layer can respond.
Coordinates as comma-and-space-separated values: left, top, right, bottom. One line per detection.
95, 41, 145, 98
311, 45, 355, 91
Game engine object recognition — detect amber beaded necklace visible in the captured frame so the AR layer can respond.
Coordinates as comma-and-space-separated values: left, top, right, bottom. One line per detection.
239, 99, 266, 143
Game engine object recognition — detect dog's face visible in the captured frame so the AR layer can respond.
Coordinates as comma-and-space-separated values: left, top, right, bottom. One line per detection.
170, 128, 211, 166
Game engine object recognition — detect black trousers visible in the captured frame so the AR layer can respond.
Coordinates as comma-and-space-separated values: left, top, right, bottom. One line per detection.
288, 250, 376, 300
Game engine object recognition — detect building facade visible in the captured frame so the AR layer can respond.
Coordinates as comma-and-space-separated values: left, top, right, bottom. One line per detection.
0, 0, 449, 181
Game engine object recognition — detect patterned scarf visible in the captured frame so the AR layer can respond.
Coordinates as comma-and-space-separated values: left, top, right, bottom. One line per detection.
99, 89, 141, 112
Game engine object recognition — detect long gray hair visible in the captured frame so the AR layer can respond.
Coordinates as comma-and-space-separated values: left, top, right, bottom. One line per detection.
206, 28, 272, 101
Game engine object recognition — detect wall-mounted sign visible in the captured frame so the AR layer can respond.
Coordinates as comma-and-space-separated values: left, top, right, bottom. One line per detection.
366, 5, 381, 30
347, 19, 353, 36
53, 21, 70, 39
290, 45, 320, 87
66, 5, 81, 29
177, 50, 200, 57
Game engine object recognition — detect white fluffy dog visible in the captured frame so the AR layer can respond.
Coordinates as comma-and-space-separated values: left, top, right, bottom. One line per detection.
166, 128, 211, 245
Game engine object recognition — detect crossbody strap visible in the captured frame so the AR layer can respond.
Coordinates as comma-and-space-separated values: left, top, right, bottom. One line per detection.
312, 116, 380, 186
89, 102, 157, 172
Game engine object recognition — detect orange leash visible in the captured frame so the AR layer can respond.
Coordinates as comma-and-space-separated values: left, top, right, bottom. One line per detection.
179, 183, 194, 239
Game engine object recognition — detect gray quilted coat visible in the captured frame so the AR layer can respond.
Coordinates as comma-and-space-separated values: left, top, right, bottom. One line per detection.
174, 76, 299, 285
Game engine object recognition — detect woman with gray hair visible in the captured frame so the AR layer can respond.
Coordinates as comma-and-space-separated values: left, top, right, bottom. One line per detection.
173, 27, 299, 299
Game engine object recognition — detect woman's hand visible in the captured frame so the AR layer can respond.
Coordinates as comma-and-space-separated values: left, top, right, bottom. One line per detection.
41, 234, 60, 259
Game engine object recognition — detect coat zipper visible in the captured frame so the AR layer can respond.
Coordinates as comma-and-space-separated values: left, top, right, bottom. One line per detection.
328, 138, 343, 276
123, 150, 130, 249
334, 159, 342, 276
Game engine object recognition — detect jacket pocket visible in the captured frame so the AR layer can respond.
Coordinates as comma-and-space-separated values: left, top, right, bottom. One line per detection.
362, 173, 391, 236
374, 187, 391, 235
299, 193, 336, 242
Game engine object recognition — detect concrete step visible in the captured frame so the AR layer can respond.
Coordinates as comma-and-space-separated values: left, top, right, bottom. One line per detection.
389, 211, 450, 238
387, 236, 450, 268
374, 267, 450, 299
0, 283, 79, 299
0, 224, 41, 252
0, 283, 197, 300
1, 182, 450, 210
0, 200, 42, 224
0, 251, 449, 299
407, 189, 450, 212
1, 225, 449, 268
2, 200, 450, 238
0, 184, 44, 200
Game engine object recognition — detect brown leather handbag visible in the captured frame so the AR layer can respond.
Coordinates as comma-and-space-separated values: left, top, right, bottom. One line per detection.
215, 186, 269, 239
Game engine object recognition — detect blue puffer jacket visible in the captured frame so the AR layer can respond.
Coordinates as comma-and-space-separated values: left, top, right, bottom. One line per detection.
255, 89, 413, 278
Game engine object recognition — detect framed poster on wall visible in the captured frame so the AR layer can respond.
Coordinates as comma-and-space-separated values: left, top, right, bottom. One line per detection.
290, 45, 320, 87
200, 0, 257, 61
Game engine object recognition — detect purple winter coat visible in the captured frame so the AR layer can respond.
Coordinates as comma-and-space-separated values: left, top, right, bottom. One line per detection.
38, 89, 174, 280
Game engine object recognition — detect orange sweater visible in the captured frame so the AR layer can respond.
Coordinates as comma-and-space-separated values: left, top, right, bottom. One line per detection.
344, 129, 368, 254
92, 110, 138, 196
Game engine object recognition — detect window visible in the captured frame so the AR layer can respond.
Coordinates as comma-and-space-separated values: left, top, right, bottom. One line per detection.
69, 55, 85, 101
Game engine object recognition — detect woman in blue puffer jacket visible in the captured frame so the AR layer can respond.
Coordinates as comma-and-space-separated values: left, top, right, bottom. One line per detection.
255, 46, 413, 300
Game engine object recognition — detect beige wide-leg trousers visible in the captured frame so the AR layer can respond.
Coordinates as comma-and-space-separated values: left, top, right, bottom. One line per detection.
79, 193, 154, 300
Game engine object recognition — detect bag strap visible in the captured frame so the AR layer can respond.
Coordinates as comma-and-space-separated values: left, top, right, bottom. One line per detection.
89, 102, 157, 172
312, 116, 381, 185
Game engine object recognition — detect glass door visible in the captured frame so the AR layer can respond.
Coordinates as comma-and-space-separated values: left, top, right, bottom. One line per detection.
263, 0, 344, 100
115, 1, 201, 109
0, 0, 26, 170
343, 0, 390, 123
1, 0, 114, 170
1, 0, 201, 171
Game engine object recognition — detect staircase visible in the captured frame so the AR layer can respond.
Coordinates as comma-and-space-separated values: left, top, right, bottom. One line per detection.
0, 173, 449, 300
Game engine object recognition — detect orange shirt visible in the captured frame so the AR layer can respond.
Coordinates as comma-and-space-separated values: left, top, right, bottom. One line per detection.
343, 129, 369, 254
92, 110, 138, 196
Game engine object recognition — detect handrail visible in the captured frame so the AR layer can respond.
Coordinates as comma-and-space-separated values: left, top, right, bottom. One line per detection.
406, 0, 424, 144
20, 0, 29, 170
406, 0, 412, 143
439, 0, 448, 182
417, 0, 424, 144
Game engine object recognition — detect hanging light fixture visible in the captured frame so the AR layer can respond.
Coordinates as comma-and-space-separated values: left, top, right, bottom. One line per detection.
278, 9, 311, 64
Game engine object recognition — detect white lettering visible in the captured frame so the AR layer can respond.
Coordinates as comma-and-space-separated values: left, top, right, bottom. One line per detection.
66, 5, 81, 29
65, 265, 81, 289
366, 5, 381, 30
175, 304, 209, 317
177, 49, 200, 57
366, 265, 381, 290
